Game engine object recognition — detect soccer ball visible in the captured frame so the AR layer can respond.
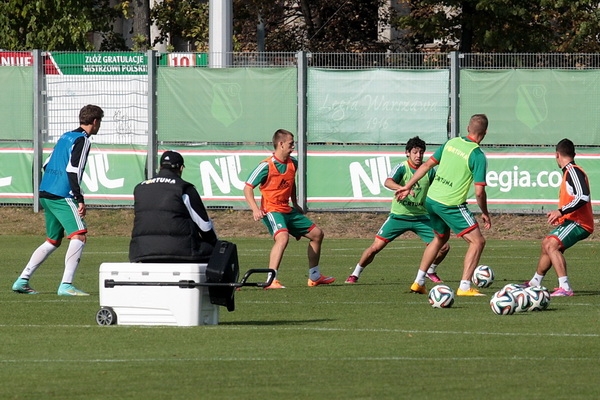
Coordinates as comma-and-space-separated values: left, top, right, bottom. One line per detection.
525, 286, 551, 311
428, 284, 455, 308
502, 283, 523, 293
472, 265, 495, 288
511, 288, 532, 313
490, 290, 517, 315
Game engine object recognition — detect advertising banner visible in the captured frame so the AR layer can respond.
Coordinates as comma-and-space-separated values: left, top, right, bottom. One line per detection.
1, 144, 599, 212
0, 144, 146, 206
0, 66, 33, 140
460, 69, 600, 145
307, 69, 449, 144
157, 68, 297, 142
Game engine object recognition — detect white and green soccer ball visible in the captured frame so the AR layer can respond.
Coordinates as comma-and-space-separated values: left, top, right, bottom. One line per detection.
428, 284, 455, 308
472, 265, 495, 288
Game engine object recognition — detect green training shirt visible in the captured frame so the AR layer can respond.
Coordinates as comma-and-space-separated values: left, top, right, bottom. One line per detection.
389, 160, 435, 216
426, 136, 487, 206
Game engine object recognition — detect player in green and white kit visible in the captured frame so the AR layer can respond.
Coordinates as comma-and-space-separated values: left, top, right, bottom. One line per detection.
396, 114, 491, 297
345, 137, 449, 284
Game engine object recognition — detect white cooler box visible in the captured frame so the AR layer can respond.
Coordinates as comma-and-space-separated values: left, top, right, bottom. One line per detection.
98, 263, 219, 326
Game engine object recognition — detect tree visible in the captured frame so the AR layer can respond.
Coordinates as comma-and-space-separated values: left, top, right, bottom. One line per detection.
151, 0, 392, 52
392, 0, 600, 53
0, 0, 125, 51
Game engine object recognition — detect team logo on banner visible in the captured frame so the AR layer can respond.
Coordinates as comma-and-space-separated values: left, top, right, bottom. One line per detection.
211, 83, 243, 127
515, 84, 548, 129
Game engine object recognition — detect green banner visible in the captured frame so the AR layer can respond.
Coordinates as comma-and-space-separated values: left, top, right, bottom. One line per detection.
0, 144, 146, 206
0, 68, 33, 140
46, 52, 148, 75
307, 69, 449, 144
2, 144, 599, 213
460, 69, 600, 145
157, 68, 297, 142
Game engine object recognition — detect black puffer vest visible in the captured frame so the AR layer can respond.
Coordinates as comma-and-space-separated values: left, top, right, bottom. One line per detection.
129, 169, 213, 263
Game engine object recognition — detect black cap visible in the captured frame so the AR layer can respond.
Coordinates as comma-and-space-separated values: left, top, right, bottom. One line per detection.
160, 151, 185, 169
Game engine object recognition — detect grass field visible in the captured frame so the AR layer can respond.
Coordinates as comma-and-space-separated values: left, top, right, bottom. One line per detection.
1, 235, 599, 399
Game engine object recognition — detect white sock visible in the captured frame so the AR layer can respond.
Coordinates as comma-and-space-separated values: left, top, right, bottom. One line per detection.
309, 266, 321, 280
415, 270, 427, 286
267, 269, 278, 282
529, 273, 545, 287
459, 280, 471, 291
427, 263, 438, 274
352, 264, 364, 277
558, 276, 571, 291
20, 241, 58, 279
61, 239, 85, 284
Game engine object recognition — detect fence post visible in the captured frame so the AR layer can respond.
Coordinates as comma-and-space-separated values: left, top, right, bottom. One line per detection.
296, 50, 308, 211
147, 50, 158, 178
32, 50, 45, 213
449, 51, 460, 138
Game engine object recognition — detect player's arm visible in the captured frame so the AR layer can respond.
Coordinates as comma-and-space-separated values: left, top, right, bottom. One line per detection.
67, 136, 90, 216
561, 167, 591, 214
395, 158, 437, 200
549, 166, 591, 225
384, 163, 405, 191
182, 185, 218, 245
471, 150, 491, 229
244, 162, 268, 221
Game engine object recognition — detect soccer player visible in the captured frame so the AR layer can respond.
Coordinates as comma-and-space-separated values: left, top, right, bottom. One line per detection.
395, 114, 491, 296
525, 138, 593, 297
345, 136, 449, 284
12, 104, 104, 296
129, 150, 218, 263
243, 129, 335, 289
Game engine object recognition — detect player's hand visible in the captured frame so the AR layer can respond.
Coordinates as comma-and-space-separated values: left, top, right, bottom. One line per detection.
252, 209, 265, 222
546, 210, 561, 225
481, 213, 491, 230
394, 187, 413, 201
293, 204, 305, 214
78, 203, 86, 217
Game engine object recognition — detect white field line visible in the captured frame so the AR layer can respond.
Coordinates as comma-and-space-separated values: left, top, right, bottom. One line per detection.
0, 324, 598, 338
0, 355, 598, 363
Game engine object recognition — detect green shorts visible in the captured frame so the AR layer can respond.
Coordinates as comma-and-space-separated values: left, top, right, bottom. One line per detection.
376, 214, 434, 243
425, 198, 478, 237
40, 197, 87, 242
262, 209, 315, 239
547, 220, 591, 251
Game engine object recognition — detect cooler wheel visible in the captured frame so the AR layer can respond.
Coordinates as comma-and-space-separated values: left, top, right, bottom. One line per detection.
96, 307, 117, 326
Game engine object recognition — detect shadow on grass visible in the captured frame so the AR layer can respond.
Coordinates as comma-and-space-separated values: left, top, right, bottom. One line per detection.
219, 318, 336, 326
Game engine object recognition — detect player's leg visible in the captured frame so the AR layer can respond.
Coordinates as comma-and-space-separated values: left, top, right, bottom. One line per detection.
54, 198, 89, 296
289, 211, 334, 286
347, 215, 399, 283
414, 219, 450, 283
544, 221, 589, 296
262, 212, 289, 289
12, 198, 63, 294
410, 200, 450, 293
443, 202, 486, 296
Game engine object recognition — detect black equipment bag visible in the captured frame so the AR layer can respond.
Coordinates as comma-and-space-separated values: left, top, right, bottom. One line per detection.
206, 240, 240, 312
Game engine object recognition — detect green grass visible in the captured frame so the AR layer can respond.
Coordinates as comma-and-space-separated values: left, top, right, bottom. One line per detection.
1, 235, 599, 399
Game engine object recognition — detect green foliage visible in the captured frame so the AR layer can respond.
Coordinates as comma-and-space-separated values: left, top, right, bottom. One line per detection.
0, 0, 124, 51
1, 235, 599, 399
394, 0, 600, 52
151, 0, 210, 51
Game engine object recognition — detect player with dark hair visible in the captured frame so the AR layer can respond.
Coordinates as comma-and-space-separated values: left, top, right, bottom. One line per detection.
345, 136, 449, 284
129, 150, 218, 263
396, 114, 491, 296
243, 129, 335, 289
524, 138, 593, 296
12, 104, 104, 296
